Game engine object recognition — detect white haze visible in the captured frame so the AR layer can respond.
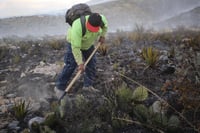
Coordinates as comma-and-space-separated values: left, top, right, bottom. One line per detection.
0, 0, 91, 18
0, 0, 200, 38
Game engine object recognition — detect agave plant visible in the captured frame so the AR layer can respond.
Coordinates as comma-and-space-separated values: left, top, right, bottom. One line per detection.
132, 87, 149, 122
141, 46, 160, 67
39, 125, 56, 133
115, 83, 133, 112
148, 101, 180, 131
132, 86, 148, 102
167, 115, 180, 132
133, 104, 149, 122
13, 100, 30, 121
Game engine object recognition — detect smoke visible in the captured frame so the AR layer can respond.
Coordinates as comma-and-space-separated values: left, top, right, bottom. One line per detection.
154, 0, 200, 21
17, 77, 53, 102
104, 0, 200, 32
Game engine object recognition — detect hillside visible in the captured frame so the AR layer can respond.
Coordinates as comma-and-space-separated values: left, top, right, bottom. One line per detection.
0, 0, 200, 38
156, 6, 200, 29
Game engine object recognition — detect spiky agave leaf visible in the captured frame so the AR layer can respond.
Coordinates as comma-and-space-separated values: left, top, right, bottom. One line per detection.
80, 117, 102, 133
75, 94, 88, 110
39, 125, 56, 133
151, 113, 168, 128
13, 100, 30, 121
21, 128, 31, 133
142, 47, 147, 59
167, 115, 180, 132
43, 112, 57, 127
112, 113, 132, 129
132, 86, 148, 102
115, 84, 133, 111
133, 104, 148, 122
141, 46, 159, 67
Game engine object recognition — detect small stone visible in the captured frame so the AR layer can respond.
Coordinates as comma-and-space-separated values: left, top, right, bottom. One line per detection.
196, 52, 200, 66
28, 117, 45, 129
39, 61, 45, 66
8, 121, 20, 130
20, 72, 26, 78
6, 93, 16, 98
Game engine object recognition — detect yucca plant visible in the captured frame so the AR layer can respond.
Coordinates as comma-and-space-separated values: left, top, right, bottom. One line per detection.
141, 46, 160, 67
12, 54, 21, 64
98, 44, 108, 56
13, 100, 30, 121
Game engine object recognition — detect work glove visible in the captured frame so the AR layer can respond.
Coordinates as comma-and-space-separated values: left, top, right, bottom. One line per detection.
78, 63, 84, 73
98, 36, 105, 44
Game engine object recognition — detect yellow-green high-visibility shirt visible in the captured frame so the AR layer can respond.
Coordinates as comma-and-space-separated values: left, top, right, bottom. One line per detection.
66, 15, 108, 65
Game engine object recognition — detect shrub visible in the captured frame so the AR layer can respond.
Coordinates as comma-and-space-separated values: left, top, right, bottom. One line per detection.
0, 46, 9, 60
12, 54, 21, 64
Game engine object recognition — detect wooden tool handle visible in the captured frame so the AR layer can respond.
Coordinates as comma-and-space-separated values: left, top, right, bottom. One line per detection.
65, 42, 101, 93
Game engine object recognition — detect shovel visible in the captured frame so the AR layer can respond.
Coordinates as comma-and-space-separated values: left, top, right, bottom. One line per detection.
58, 42, 101, 102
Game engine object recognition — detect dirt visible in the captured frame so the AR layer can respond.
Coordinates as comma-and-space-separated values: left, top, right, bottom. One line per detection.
0, 30, 200, 132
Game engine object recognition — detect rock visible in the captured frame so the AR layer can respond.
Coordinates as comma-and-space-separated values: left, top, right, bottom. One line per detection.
0, 103, 15, 113
159, 55, 168, 61
30, 63, 61, 77
151, 101, 168, 114
28, 117, 45, 130
160, 66, 176, 75
8, 121, 20, 131
0, 80, 7, 84
20, 72, 26, 78
0, 97, 8, 105
0, 86, 7, 96
135, 57, 142, 63
39, 61, 46, 66
6, 93, 16, 98
196, 52, 200, 66
5, 103, 15, 111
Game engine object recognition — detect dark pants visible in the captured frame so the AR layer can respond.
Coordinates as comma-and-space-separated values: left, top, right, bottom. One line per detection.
56, 43, 96, 91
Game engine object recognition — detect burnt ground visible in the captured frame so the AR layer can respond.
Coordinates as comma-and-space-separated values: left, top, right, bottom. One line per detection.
0, 30, 200, 132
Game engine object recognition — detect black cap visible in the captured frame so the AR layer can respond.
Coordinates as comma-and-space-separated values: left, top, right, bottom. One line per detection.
88, 13, 102, 27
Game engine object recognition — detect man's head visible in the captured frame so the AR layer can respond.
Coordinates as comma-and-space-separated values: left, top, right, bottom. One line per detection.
86, 13, 102, 32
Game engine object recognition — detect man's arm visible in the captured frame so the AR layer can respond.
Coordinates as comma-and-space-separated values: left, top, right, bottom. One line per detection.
99, 15, 108, 44
71, 19, 83, 65
100, 15, 108, 37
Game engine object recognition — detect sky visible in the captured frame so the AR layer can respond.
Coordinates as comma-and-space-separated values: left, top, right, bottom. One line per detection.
0, 0, 91, 18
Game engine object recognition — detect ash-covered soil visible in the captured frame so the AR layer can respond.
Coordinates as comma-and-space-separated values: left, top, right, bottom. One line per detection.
0, 29, 200, 132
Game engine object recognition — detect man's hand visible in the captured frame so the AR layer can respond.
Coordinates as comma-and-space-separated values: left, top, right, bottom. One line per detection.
78, 63, 84, 73
98, 36, 105, 44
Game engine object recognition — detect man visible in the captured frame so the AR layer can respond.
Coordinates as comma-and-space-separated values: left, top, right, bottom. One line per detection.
55, 13, 108, 97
